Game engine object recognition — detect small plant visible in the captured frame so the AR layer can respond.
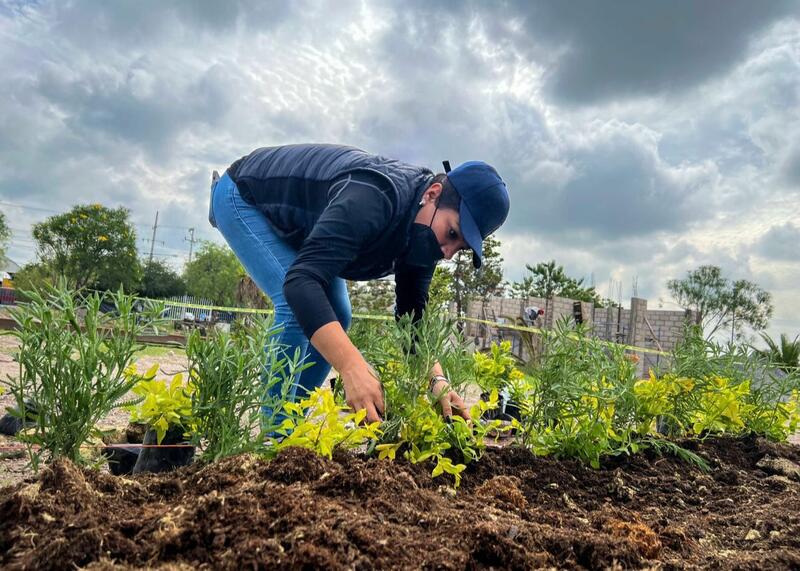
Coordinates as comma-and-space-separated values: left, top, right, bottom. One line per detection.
518, 319, 638, 466
688, 376, 749, 435
364, 312, 506, 487
473, 340, 526, 397
187, 317, 303, 461
742, 389, 800, 441
270, 387, 382, 458
1, 283, 162, 470
126, 367, 195, 444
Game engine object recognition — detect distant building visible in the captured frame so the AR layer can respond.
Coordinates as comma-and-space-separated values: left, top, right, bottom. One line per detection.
1, 257, 19, 285
1, 258, 19, 304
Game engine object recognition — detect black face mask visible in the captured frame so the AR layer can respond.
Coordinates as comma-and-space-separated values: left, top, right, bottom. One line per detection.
402, 206, 444, 267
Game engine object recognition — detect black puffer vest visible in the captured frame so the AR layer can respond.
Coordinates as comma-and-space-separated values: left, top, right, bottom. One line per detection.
227, 144, 433, 280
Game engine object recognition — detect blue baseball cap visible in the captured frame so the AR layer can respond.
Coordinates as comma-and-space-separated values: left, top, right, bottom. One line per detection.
446, 161, 509, 268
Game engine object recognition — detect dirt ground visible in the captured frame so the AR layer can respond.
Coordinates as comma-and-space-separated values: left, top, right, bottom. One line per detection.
1, 435, 799, 570
0, 335, 190, 488
3, 332, 800, 569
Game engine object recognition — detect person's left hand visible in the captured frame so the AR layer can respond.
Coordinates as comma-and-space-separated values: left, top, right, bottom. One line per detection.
430, 378, 470, 422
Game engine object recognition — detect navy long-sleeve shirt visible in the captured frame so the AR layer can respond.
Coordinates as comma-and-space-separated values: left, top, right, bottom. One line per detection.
280, 171, 434, 338
228, 144, 435, 339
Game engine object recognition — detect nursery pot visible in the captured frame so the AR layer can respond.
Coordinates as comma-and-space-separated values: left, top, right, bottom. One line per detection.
103, 445, 141, 476
479, 391, 522, 422
132, 425, 195, 474
0, 399, 39, 436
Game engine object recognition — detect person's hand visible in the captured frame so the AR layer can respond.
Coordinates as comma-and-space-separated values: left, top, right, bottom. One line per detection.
430, 377, 470, 422
340, 361, 384, 423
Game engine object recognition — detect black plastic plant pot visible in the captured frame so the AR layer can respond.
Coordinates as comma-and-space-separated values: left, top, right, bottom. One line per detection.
503, 400, 522, 422
479, 391, 522, 422
132, 426, 195, 474
0, 399, 39, 436
103, 445, 141, 476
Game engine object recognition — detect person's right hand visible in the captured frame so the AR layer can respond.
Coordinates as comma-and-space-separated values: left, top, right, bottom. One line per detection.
340, 361, 384, 423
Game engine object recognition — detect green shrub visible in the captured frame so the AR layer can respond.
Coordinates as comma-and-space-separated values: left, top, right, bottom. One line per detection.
186, 317, 302, 461
2, 283, 161, 469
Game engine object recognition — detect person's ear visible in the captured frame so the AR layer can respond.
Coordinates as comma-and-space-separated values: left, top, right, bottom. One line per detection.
423, 182, 443, 204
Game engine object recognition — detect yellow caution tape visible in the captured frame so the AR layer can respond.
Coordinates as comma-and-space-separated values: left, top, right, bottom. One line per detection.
137, 295, 669, 356
462, 316, 669, 356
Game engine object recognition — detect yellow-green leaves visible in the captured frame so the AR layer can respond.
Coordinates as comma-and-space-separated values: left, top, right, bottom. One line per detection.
473, 341, 525, 395
375, 442, 402, 461
272, 388, 382, 459
126, 366, 195, 444
690, 376, 748, 435
431, 456, 467, 487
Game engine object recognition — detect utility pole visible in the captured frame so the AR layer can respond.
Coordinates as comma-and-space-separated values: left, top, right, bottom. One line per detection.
148, 211, 159, 264
185, 227, 197, 264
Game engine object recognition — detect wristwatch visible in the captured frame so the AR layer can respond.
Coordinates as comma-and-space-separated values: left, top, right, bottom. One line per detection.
429, 375, 449, 392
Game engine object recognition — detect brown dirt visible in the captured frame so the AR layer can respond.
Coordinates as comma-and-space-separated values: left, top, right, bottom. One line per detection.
1, 435, 799, 570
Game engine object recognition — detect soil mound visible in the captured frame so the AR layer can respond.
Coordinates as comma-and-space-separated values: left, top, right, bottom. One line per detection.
1, 436, 799, 570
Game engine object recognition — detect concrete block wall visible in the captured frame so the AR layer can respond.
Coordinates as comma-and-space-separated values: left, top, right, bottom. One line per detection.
462, 295, 698, 370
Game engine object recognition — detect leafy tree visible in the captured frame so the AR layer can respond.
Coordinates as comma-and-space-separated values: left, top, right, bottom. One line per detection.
754, 333, 800, 374
428, 266, 454, 312
31, 204, 141, 291
138, 259, 186, 299
449, 235, 504, 319
184, 241, 243, 306
347, 279, 394, 314
0, 211, 10, 266
667, 265, 773, 340
8, 262, 57, 301
509, 260, 601, 312
236, 272, 272, 310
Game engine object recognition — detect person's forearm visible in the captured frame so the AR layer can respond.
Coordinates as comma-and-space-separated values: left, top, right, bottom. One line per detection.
429, 362, 444, 380
310, 321, 367, 376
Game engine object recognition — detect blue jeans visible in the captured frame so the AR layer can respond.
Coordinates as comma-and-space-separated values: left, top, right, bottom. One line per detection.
209, 172, 352, 422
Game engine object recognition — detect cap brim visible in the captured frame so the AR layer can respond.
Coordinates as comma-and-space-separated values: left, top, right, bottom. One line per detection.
459, 201, 483, 269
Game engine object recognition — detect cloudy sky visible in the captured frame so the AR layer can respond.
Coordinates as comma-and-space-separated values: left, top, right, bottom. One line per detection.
1, 0, 799, 339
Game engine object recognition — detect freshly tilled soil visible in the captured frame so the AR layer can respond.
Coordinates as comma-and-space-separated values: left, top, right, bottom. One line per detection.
1, 435, 799, 570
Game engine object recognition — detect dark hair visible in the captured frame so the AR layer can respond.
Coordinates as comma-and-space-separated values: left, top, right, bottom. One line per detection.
431, 173, 460, 210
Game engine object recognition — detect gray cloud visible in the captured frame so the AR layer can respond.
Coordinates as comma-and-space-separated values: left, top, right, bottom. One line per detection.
780, 142, 800, 189
45, 1, 299, 50
1, 0, 799, 336
503, 121, 718, 240
753, 223, 800, 262
513, 1, 799, 104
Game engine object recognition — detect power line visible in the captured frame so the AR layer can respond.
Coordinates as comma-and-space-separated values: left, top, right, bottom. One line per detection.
0, 200, 62, 214
2, 201, 208, 234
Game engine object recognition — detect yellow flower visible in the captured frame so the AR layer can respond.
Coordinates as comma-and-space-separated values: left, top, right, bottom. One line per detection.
98, 235, 108, 242
80, 214, 87, 219
93, 203, 102, 209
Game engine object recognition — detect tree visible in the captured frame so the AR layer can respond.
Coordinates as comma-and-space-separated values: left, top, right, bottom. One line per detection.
31, 204, 141, 291
235, 272, 272, 310
449, 234, 504, 319
667, 265, 773, 341
347, 279, 394, 314
138, 259, 186, 299
183, 241, 243, 306
754, 333, 800, 374
0, 211, 10, 266
9, 262, 57, 301
509, 260, 602, 314
428, 266, 454, 312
